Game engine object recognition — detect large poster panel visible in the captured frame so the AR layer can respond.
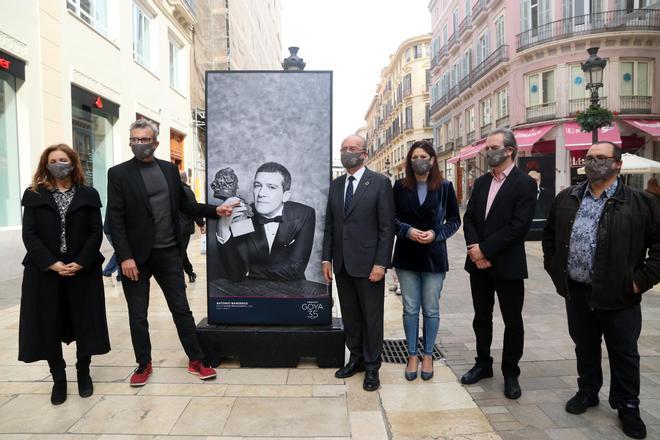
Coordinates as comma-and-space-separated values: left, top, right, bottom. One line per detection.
205, 71, 332, 325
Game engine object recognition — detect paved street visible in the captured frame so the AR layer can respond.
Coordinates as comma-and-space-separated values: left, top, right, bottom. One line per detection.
0, 230, 658, 439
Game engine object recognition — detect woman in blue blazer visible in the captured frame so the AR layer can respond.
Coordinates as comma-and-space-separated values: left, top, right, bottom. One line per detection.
392, 140, 461, 381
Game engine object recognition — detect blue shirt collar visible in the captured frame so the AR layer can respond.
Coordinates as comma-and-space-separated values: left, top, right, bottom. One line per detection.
584, 178, 619, 200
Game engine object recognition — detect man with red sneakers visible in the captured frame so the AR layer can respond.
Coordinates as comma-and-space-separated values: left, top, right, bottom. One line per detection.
107, 119, 235, 386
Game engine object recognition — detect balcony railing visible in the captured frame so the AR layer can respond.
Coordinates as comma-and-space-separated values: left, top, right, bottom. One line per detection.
445, 141, 455, 153
459, 15, 473, 37
526, 102, 557, 122
568, 97, 608, 115
480, 122, 492, 135
466, 130, 476, 145
447, 33, 457, 49
620, 95, 652, 114
423, 118, 431, 128
404, 121, 414, 131
472, 0, 486, 20
495, 115, 510, 128
516, 9, 660, 52
403, 87, 412, 98
455, 137, 464, 148
429, 45, 509, 118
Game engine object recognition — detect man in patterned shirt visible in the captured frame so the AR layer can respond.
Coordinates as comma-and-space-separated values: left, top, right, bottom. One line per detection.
543, 141, 660, 440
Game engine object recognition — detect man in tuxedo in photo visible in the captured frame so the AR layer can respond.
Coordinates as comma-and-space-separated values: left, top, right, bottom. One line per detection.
461, 128, 537, 400
322, 134, 395, 392
216, 162, 315, 282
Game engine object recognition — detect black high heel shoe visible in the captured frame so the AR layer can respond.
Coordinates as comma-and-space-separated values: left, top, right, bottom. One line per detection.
421, 355, 434, 381
404, 356, 419, 381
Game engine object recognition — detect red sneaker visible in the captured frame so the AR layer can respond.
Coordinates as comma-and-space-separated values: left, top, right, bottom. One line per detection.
188, 360, 217, 380
130, 362, 152, 387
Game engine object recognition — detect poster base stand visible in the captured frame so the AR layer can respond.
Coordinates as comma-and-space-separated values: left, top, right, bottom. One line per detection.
196, 317, 346, 368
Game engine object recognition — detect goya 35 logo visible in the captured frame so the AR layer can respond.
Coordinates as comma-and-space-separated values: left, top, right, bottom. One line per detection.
302, 301, 324, 319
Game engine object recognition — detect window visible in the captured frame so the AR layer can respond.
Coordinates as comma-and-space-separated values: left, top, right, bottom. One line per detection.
133, 3, 155, 71
425, 103, 430, 125
405, 106, 413, 129
480, 97, 492, 127
403, 73, 412, 94
67, 0, 109, 37
464, 0, 471, 17
620, 61, 650, 96
425, 69, 431, 91
414, 45, 422, 59
0, 71, 20, 226
442, 25, 448, 46
453, 9, 459, 34
476, 31, 490, 65
466, 107, 475, 133
495, 15, 505, 48
527, 70, 555, 106
521, 0, 551, 34
169, 39, 185, 92
405, 48, 411, 62
496, 88, 509, 119
462, 49, 472, 78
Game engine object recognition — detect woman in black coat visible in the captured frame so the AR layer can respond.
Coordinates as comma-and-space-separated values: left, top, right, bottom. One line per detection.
392, 140, 461, 381
19, 144, 110, 405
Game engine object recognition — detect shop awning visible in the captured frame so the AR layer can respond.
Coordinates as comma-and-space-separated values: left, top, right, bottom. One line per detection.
623, 119, 660, 140
563, 121, 622, 151
447, 140, 487, 164
514, 124, 555, 152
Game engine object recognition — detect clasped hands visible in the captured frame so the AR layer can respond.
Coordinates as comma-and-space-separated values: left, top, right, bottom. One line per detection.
407, 228, 435, 244
467, 243, 492, 269
49, 261, 83, 276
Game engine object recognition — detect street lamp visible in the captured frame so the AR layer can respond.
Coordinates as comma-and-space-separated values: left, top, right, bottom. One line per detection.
581, 47, 607, 143
282, 47, 306, 71
384, 158, 392, 177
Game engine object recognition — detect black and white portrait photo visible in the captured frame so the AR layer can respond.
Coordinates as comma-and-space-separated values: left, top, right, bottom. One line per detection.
205, 71, 332, 325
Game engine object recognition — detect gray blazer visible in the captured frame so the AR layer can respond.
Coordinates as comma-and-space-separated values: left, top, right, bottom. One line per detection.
322, 168, 395, 278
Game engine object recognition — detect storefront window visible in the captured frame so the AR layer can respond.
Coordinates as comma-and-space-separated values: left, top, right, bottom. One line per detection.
0, 70, 21, 227
71, 90, 115, 212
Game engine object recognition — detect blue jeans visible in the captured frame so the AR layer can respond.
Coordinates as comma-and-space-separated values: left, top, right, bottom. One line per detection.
103, 253, 119, 276
396, 269, 445, 356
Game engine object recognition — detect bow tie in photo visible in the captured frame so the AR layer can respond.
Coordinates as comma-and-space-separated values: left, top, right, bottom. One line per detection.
256, 215, 283, 224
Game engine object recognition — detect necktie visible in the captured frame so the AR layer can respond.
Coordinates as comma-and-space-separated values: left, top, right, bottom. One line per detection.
345, 176, 355, 214
256, 215, 283, 224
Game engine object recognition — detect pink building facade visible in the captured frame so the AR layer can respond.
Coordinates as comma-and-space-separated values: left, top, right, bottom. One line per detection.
429, 0, 660, 206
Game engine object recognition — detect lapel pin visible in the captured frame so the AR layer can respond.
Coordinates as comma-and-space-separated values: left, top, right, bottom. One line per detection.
365, 181, 370, 186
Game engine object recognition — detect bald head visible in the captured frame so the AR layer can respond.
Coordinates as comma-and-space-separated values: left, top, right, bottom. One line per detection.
341, 134, 367, 151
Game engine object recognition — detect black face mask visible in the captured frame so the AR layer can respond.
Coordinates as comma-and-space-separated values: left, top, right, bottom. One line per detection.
341, 151, 365, 169
585, 158, 618, 182
486, 148, 509, 168
131, 143, 155, 160
411, 158, 433, 175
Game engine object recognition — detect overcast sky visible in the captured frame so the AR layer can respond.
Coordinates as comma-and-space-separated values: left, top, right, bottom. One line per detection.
281, 0, 431, 157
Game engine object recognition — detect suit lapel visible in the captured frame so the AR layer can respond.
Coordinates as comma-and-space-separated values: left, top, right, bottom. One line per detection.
128, 159, 154, 215
334, 174, 347, 214
345, 169, 372, 218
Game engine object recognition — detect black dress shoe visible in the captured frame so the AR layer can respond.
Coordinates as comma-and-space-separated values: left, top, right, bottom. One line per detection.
77, 373, 94, 398
565, 391, 599, 414
504, 376, 522, 399
618, 406, 647, 439
363, 370, 380, 391
460, 365, 493, 385
334, 362, 365, 379
189, 272, 197, 283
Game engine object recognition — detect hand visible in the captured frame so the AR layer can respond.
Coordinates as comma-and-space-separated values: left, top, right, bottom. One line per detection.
322, 261, 333, 283
418, 230, 435, 244
60, 262, 83, 276
216, 202, 239, 217
369, 265, 385, 283
407, 228, 424, 242
121, 258, 139, 281
468, 244, 485, 262
475, 259, 492, 270
633, 281, 640, 294
230, 204, 248, 222
48, 261, 72, 275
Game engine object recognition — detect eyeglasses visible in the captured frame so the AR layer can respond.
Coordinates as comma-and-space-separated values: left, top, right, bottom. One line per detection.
340, 147, 366, 153
129, 137, 153, 144
584, 155, 615, 165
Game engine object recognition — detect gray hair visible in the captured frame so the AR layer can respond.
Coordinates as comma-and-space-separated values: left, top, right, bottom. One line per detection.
489, 127, 518, 160
130, 119, 159, 140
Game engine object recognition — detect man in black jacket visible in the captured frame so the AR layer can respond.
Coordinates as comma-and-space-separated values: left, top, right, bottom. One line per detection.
543, 141, 660, 439
107, 119, 234, 387
322, 134, 395, 392
461, 128, 537, 400
179, 170, 205, 283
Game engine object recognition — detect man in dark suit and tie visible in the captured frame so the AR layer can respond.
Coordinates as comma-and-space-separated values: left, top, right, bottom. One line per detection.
216, 162, 315, 282
460, 128, 537, 400
322, 134, 395, 391
107, 119, 235, 387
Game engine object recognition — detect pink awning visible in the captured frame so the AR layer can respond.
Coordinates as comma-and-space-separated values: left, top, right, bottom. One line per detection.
623, 119, 660, 140
447, 141, 487, 164
513, 124, 555, 152
563, 122, 622, 151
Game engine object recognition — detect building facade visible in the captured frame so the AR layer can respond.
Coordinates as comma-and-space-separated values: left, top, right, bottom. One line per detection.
429, 0, 660, 206
365, 35, 433, 180
0, 0, 282, 281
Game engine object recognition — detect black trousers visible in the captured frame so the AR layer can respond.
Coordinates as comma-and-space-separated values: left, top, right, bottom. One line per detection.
335, 265, 385, 371
181, 233, 194, 276
566, 279, 641, 409
469, 271, 525, 377
121, 246, 204, 364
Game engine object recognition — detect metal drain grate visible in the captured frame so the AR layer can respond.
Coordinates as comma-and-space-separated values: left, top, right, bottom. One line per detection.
382, 338, 444, 364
